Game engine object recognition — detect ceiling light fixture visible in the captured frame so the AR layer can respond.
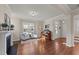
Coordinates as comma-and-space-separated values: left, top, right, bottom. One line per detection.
29, 9, 38, 16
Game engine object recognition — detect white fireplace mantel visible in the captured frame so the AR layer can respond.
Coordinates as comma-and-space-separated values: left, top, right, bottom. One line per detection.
0, 31, 12, 55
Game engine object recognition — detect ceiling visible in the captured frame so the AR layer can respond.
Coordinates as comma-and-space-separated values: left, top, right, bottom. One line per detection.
68, 4, 79, 10
8, 4, 63, 21
8, 4, 79, 21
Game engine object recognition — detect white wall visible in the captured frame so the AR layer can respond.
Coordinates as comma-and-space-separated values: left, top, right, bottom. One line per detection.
11, 16, 21, 41
74, 15, 79, 36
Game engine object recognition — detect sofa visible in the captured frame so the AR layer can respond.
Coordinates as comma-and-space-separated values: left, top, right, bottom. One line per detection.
20, 32, 38, 40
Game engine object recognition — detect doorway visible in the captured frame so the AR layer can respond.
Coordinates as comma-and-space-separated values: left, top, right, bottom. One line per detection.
53, 19, 65, 41
74, 15, 79, 43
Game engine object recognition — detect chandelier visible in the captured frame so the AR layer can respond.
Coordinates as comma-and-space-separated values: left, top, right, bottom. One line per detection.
29, 9, 38, 16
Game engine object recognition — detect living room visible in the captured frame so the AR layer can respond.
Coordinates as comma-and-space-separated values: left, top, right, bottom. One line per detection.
0, 4, 79, 55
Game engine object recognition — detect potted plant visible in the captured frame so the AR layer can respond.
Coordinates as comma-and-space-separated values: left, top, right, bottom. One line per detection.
1, 23, 8, 30
10, 24, 14, 30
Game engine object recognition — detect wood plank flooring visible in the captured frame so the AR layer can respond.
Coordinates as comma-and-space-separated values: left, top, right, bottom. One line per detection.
16, 38, 79, 55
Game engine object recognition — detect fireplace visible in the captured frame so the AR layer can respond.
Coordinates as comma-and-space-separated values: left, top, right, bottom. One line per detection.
6, 32, 11, 54
6, 32, 17, 55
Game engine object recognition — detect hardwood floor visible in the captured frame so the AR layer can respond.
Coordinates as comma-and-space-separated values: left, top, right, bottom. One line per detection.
16, 38, 79, 55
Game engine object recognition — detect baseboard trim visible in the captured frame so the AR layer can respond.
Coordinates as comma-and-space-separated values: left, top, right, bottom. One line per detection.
54, 37, 66, 40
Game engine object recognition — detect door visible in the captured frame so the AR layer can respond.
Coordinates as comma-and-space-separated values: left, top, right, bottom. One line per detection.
53, 20, 63, 39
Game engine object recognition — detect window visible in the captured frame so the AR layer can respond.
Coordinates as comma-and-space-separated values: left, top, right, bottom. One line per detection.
23, 23, 35, 33
22, 23, 38, 38
24, 25, 28, 29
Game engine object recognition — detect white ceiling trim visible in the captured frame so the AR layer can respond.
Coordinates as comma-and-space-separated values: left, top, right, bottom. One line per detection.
72, 7, 79, 15
54, 4, 72, 15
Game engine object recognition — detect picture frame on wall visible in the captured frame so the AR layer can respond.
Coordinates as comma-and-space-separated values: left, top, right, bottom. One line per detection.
45, 24, 49, 28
